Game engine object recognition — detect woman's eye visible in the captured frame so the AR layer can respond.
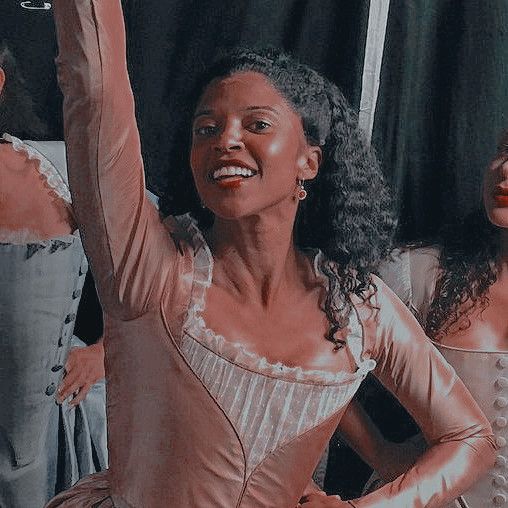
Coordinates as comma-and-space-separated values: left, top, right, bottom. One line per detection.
194, 125, 218, 137
249, 120, 271, 132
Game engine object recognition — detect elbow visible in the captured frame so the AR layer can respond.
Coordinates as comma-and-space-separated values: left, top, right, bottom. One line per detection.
476, 419, 497, 470
56, 61, 104, 112
463, 430, 497, 472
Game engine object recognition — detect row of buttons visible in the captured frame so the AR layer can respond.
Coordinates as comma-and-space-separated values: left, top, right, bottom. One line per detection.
493, 358, 508, 505
494, 494, 507, 505
44, 263, 86, 398
498, 358, 508, 370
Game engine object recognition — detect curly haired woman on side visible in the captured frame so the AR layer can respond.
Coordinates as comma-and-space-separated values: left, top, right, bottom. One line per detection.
47, 1, 494, 507
424, 206, 501, 343
375, 131, 508, 507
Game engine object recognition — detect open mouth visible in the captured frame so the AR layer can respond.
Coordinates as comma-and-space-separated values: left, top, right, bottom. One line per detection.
212, 166, 257, 181
493, 186, 508, 206
210, 165, 258, 188
494, 194, 508, 207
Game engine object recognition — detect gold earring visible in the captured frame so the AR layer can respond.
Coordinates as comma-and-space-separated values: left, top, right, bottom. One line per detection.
297, 179, 307, 201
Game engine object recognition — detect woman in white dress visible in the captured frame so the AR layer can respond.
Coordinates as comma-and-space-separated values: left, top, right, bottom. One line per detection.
374, 129, 508, 507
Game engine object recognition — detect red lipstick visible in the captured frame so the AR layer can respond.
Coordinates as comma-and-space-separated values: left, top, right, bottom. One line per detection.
493, 187, 508, 207
494, 195, 508, 207
216, 177, 243, 189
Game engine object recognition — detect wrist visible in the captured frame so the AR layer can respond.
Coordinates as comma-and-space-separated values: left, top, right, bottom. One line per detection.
330, 496, 357, 507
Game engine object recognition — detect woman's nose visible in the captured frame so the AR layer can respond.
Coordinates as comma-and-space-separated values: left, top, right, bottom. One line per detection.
213, 122, 244, 152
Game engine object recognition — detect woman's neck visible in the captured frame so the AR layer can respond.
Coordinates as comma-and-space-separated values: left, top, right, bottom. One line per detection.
207, 211, 307, 308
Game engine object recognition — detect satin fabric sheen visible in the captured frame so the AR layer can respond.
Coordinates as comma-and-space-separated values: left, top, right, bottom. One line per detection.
379, 248, 508, 507
48, 2, 495, 506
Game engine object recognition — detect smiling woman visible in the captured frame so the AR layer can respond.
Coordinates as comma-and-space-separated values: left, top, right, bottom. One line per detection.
47, 1, 495, 507
189, 72, 318, 221
160, 48, 396, 351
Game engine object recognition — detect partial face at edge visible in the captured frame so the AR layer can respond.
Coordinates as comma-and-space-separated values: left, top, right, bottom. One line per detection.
189, 71, 321, 220
484, 130, 508, 229
0, 67, 5, 97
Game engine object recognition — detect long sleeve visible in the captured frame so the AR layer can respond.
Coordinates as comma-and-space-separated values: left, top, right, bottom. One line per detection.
53, 0, 177, 319
349, 277, 496, 508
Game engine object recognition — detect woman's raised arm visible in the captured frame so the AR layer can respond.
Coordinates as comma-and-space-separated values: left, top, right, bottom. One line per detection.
53, 0, 177, 319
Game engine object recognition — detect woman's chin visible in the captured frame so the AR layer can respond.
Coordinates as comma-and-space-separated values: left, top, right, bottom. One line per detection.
205, 204, 255, 222
487, 209, 508, 229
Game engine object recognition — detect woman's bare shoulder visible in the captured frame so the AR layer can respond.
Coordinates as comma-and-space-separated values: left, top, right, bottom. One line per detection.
0, 142, 76, 238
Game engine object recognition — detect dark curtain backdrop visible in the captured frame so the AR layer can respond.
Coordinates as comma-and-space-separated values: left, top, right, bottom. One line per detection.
1, 0, 369, 192
373, 0, 508, 241
3, 1, 507, 236
0, 1, 61, 138
122, 0, 370, 194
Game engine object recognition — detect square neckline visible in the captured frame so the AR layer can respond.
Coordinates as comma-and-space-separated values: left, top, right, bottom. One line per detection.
177, 213, 376, 385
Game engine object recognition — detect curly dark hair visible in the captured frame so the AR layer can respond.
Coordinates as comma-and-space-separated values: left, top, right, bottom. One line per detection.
0, 42, 48, 139
159, 48, 397, 347
425, 208, 500, 340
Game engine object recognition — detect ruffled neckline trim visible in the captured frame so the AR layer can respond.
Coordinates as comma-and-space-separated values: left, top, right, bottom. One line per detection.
2, 133, 72, 204
179, 213, 374, 385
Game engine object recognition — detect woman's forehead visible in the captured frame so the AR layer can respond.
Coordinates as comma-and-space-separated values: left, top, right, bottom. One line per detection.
192, 71, 306, 138
197, 71, 289, 110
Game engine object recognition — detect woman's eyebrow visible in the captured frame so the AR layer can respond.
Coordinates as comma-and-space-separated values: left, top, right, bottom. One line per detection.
193, 109, 213, 120
244, 105, 278, 113
193, 105, 278, 120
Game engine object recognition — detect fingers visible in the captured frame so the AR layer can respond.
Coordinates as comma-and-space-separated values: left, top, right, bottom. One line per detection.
69, 383, 92, 406
302, 479, 325, 498
57, 374, 92, 406
56, 344, 105, 404
57, 368, 81, 402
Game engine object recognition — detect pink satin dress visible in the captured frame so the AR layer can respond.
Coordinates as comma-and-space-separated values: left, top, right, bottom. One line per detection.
380, 247, 508, 507
47, 2, 495, 506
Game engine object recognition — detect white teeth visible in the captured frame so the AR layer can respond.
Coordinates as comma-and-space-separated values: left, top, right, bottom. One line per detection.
212, 166, 255, 180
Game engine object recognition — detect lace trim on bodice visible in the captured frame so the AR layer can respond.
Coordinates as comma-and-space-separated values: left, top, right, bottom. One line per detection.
175, 214, 376, 476
2, 133, 72, 203
178, 213, 376, 385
